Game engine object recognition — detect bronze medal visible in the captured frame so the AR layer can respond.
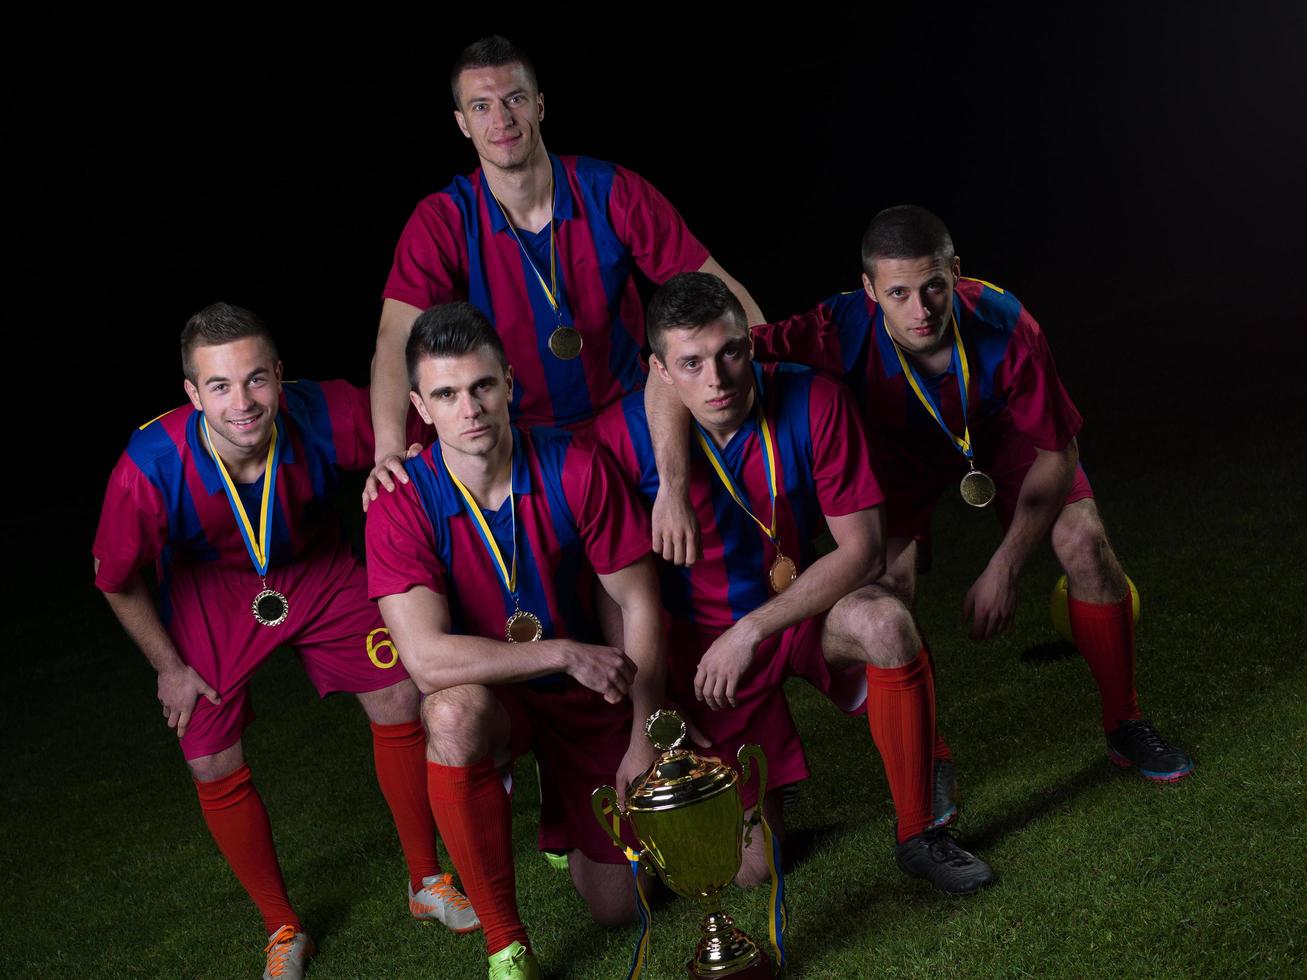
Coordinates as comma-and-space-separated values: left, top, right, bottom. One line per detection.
252, 587, 289, 627
769, 555, 797, 593
959, 468, 997, 508
505, 608, 543, 643
548, 326, 583, 360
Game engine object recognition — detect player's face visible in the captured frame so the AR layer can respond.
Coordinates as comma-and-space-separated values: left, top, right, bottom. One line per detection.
865, 255, 962, 359
410, 347, 514, 460
453, 63, 545, 173
652, 317, 755, 440
183, 337, 283, 460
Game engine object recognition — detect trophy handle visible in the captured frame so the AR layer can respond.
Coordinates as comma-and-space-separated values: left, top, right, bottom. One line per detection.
590, 786, 629, 853
737, 744, 768, 846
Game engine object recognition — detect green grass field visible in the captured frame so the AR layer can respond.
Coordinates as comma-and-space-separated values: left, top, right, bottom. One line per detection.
4, 409, 1305, 978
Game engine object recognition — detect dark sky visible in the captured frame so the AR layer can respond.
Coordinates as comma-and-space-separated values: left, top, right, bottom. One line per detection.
11, 7, 1307, 560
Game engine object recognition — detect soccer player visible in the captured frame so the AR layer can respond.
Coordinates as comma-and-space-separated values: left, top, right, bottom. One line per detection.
93, 304, 478, 980
591, 272, 994, 896
365, 302, 667, 980
365, 34, 763, 506
656, 206, 1193, 790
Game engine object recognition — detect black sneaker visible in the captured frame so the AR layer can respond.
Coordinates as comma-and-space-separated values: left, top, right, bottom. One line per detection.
895, 828, 993, 895
1106, 718, 1194, 782
929, 759, 958, 829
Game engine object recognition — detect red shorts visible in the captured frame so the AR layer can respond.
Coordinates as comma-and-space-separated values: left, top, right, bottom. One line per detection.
167, 540, 410, 760
666, 617, 867, 810
884, 426, 1094, 540
495, 680, 636, 866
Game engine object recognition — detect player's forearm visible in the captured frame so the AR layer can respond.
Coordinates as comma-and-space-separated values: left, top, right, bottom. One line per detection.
100, 573, 186, 676
699, 256, 764, 326
370, 302, 421, 462
404, 632, 571, 694
990, 441, 1079, 576
645, 370, 693, 495
620, 597, 667, 731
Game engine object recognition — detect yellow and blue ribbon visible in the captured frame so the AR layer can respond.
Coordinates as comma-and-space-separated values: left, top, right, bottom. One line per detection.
693, 392, 781, 549
202, 416, 280, 576
885, 311, 976, 463
625, 848, 652, 980
444, 451, 521, 609
760, 814, 788, 969
490, 181, 562, 322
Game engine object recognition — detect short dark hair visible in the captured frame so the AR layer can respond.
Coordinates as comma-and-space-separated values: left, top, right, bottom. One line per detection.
406, 301, 509, 391
451, 35, 538, 108
180, 302, 278, 381
861, 205, 955, 277
645, 272, 748, 360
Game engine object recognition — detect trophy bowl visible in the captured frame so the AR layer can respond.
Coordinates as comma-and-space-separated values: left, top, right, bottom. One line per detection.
593, 709, 776, 978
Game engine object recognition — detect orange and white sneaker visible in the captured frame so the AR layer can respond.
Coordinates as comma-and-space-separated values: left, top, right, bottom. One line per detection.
263, 925, 315, 980
408, 872, 481, 933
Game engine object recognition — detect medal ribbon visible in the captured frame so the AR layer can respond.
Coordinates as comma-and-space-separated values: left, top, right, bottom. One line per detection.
489, 179, 563, 324
886, 311, 976, 463
761, 813, 788, 969
444, 452, 521, 609
202, 417, 279, 577
693, 396, 782, 550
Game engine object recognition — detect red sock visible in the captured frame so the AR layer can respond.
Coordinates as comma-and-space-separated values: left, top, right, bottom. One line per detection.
1068, 592, 1142, 732
372, 720, 442, 891
919, 645, 953, 762
866, 650, 936, 844
427, 758, 526, 955
195, 765, 299, 936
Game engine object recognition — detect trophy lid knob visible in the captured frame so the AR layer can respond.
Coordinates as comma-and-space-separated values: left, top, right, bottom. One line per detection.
645, 709, 687, 752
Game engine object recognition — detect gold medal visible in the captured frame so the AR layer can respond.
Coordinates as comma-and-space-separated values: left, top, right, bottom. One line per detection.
769, 555, 797, 593
252, 587, 289, 627
505, 608, 543, 643
548, 326, 583, 360
959, 467, 997, 508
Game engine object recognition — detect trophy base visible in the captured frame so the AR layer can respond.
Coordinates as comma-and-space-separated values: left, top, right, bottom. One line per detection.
687, 912, 776, 977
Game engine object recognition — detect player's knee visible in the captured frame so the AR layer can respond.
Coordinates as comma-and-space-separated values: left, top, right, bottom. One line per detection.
733, 852, 770, 889
421, 687, 496, 764
830, 591, 918, 667
588, 891, 636, 927
1053, 506, 1112, 579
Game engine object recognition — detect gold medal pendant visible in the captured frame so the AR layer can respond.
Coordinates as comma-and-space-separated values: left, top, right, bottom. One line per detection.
959, 467, 997, 508
505, 608, 544, 643
769, 555, 797, 593
252, 587, 289, 627
548, 326, 583, 360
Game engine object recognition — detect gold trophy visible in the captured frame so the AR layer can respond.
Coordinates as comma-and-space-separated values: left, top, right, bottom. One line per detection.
592, 709, 779, 978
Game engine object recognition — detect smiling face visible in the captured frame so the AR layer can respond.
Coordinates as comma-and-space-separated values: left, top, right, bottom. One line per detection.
183, 337, 282, 463
651, 315, 756, 444
453, 62, 545, 173
409, 345, 514, 463
864, 254, 962, 361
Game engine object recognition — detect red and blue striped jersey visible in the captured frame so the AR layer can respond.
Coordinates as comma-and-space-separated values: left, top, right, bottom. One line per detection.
365, 427, 650, 650
93, 380, 379, 611
592, 364, 883, 640
384, 154, 709, 429
750, 279, 1083, 480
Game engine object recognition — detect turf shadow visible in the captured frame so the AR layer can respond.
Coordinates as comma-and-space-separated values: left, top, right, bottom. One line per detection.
958, 757, 1114, 853
1019, 640, 1080, 664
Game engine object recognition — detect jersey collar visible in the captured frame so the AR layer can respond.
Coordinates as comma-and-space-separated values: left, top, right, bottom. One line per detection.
188, 410, 293, 495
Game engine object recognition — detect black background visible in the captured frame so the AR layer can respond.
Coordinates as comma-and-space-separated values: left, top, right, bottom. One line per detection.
12, 6, 1307, 569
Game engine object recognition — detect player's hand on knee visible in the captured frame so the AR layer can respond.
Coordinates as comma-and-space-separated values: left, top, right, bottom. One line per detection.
694, 628, 757, 711
652, 486, 700, 566
564, 643, 637, 703
361, 443, 423, 511
962, 562, 1017, 640
157, 664, 221, 739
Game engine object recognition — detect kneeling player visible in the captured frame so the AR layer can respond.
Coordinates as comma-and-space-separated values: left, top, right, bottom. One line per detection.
742, 206, 1193, 785
93, 304, 476, 980
593, 272, 993, 895
365, 303, 666, 980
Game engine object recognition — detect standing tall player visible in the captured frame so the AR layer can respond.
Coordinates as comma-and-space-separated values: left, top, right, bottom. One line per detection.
365, 302, 667, 980
654, 206, 1193, 791
93, 304, 477, 980
592, 272, 994, 895
365, 34, 763, 504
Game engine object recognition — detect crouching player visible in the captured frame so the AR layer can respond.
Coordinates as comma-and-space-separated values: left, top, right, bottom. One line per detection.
747, 206, 1193, 784
365, 302, 666, 980
592, 273, 994, 895
93, 304, 476, 980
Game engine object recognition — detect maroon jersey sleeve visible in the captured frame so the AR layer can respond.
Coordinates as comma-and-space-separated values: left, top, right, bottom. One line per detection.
995, 313, 1084, 451
608, 166, 710, 283
751, 302, 847, 375
808, 375, 885, 517
92, 454, 168, 593
382, 194, 465, 310
318, 380, 377, 471
563, 439, 651, 575
365, 478, 449, 600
